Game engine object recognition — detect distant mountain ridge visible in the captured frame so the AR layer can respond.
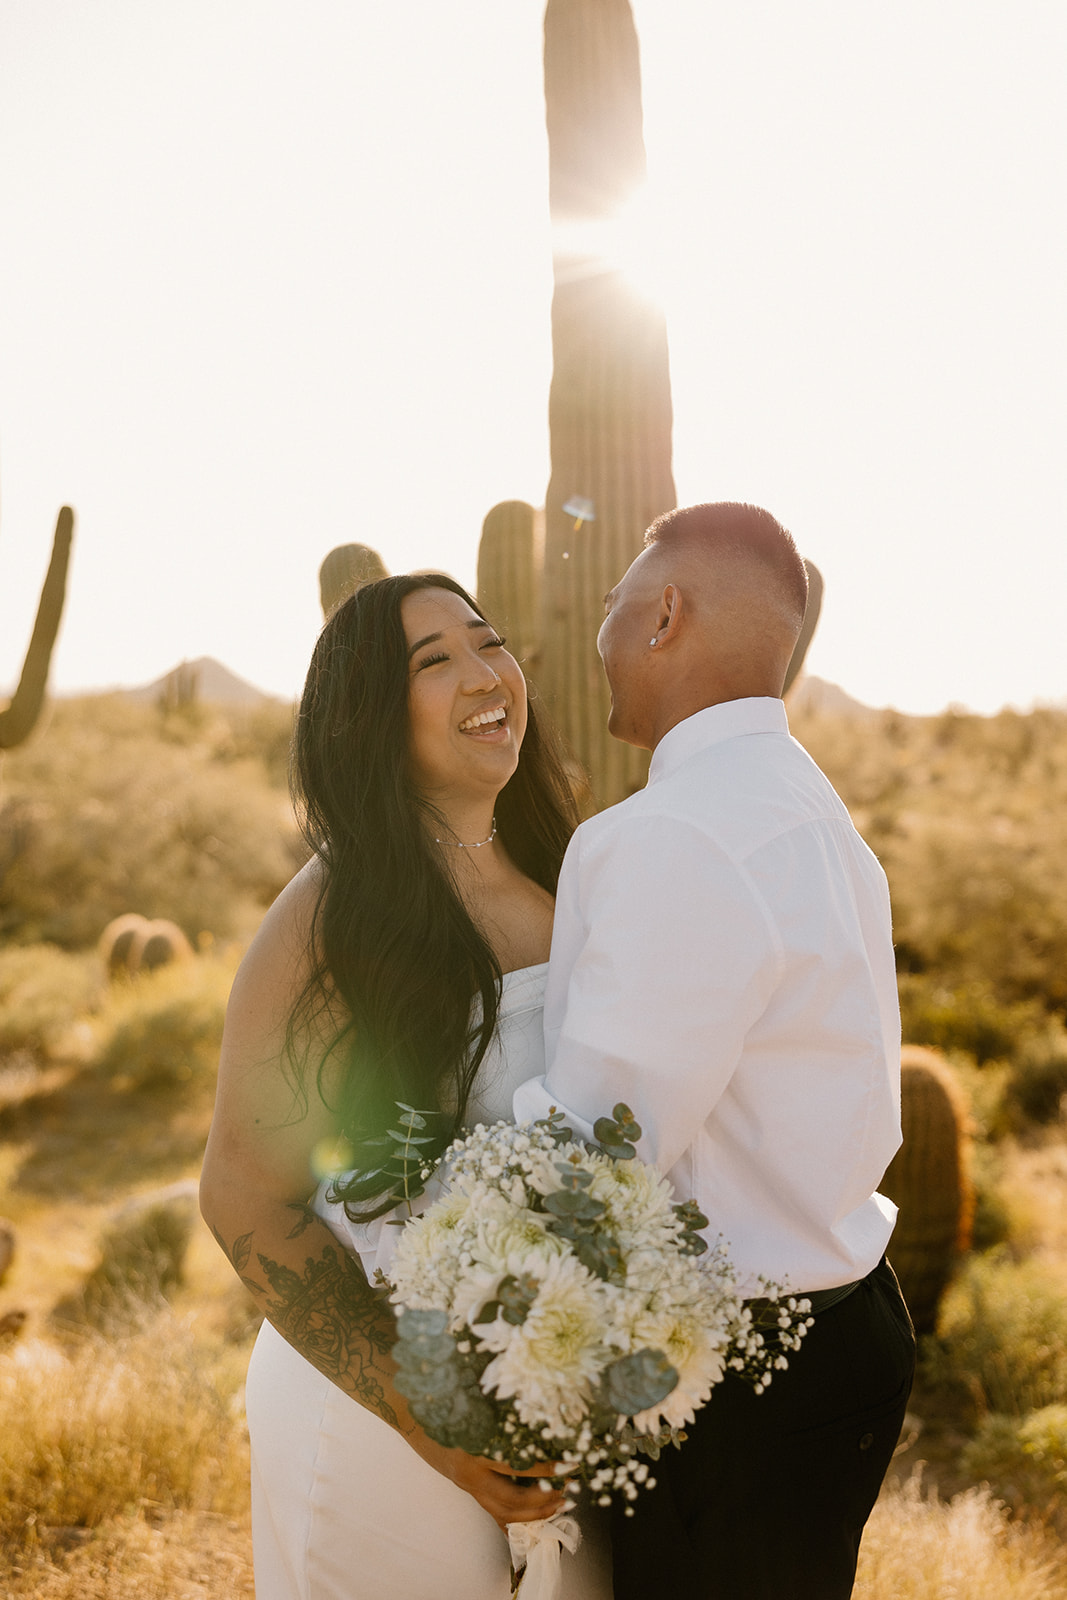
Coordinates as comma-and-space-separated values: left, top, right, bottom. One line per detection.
121, 657, 279, 707
787, 675, 880, 719
49, 661, 874, 717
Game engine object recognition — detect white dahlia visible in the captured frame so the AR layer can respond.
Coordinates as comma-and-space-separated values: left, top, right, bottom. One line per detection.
479, 1253, 610, 1434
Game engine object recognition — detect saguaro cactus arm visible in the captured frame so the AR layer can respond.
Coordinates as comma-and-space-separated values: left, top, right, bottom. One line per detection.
0, 506, 74, 750
318, 543, 389, 618
783, 558, 824, 696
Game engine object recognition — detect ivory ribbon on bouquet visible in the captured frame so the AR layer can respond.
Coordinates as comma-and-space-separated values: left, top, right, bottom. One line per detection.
507, 1511, 583, 1600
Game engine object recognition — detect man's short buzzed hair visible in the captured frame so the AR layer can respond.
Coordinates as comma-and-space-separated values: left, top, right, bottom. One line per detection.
645, 502, 809, 627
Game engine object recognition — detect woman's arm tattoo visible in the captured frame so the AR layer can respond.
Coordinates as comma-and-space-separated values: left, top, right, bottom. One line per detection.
212, 1221, 404, 1431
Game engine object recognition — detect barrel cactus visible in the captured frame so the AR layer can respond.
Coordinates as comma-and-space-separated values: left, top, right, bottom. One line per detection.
99, 914, 193, 978
99, 914, 151, 978
880, 1044, 976, 1335
133, 919, 194, 974
319, 543, 389, 618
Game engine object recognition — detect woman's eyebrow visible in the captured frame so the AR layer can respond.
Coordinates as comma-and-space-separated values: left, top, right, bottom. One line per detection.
407, 619, 488, 659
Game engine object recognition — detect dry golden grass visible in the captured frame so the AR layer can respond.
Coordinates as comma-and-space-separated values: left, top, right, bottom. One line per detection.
855, 1471, 1067, 1599
0, 1320, 249, 1549
0, 1509, 254, 1599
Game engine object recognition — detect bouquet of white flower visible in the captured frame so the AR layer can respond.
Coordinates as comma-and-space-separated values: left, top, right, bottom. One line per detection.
386, 1103, 812, 1597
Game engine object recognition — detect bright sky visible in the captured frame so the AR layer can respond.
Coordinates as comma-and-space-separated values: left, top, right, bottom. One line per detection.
1, 1, 1064, 714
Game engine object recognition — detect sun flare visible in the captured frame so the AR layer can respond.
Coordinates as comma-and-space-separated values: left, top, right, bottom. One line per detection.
552, 184, 687, 311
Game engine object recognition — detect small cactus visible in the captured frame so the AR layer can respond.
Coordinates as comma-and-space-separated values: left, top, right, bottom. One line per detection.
319, 544, 389, 618
880, 1044, 976, 1335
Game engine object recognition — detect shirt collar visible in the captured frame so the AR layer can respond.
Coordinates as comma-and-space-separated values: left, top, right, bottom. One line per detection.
647, 697, 790, 786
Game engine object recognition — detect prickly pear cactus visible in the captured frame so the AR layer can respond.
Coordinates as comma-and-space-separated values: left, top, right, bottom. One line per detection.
319, 544, 389, 619
880, 1044, 976, 1335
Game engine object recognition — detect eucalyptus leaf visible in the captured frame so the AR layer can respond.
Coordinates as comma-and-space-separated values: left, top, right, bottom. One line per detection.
394, 1362, 459, 1400
533, 1108, 575, 1147
602, 1348, 678, 1415
396, 1308, 449, 1341
553, 1163, 594, 1191
395, 1328, 456, 1365
543, 1189, 605, 1220
497, 1273, 539, 1325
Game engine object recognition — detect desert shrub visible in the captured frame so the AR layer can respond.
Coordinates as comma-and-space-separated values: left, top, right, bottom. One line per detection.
54, 1185, 200, 1331
925, 1253, 1067, 1418
0, 943, 100, 1058
793, 704, 1067, 1014
853, 1469, 1066, 1598
968, 1138, 1020, 1254
91, 956, 233, 1091
963, 1406, 1067, 1529
897, 976, 1049, 1067
1005, 1028, 1067, 1127
0, 694, 303, 949
0, 1320, 248, 1548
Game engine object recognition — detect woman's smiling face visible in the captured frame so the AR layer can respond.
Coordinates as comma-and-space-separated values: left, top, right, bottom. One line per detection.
402, 586, 528, 808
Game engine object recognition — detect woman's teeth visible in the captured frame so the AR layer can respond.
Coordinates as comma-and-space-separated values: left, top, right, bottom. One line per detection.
459, 707, 506, 732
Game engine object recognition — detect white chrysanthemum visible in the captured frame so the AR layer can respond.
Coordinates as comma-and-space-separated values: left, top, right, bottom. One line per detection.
479, 1253, 610, 1434
627, 1304, 728, 1432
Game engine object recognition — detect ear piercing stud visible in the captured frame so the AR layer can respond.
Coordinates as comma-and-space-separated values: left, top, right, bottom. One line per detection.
649, 638, 658, 648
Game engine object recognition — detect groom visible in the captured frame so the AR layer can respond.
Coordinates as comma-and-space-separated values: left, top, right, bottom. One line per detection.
515, 502, 915, 1599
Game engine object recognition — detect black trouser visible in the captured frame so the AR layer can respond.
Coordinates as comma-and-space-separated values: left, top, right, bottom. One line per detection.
611, 1256, 916, 1600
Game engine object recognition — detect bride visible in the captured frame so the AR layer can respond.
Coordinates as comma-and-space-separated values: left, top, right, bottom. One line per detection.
200, 575, 613, 1599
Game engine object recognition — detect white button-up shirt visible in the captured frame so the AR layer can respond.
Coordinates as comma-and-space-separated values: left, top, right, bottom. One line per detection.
514, 697, 901, 1296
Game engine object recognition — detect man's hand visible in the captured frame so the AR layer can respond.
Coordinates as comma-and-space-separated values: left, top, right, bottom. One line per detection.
409, 1433, 569, 1531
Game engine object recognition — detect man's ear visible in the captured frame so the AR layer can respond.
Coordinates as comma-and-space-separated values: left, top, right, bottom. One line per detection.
652, 584, 683, 647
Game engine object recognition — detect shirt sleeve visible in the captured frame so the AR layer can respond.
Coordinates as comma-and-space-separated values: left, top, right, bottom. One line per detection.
514, 810, 782, 1176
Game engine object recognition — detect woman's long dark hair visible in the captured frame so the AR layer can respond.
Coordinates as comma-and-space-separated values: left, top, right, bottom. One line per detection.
289, 573, 579, 1218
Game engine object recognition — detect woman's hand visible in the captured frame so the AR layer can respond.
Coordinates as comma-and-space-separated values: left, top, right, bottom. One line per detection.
409, 1433, 569, 1531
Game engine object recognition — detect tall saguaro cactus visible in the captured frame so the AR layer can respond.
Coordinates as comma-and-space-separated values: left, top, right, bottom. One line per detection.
0, 505, 74, 750
539, 0, 676, 806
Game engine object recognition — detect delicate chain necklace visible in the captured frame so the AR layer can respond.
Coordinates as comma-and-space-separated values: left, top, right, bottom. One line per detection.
434, 816, 497, 850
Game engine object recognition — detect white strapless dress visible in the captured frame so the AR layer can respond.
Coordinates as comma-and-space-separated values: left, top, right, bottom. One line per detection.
245, 964, 613, 1599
